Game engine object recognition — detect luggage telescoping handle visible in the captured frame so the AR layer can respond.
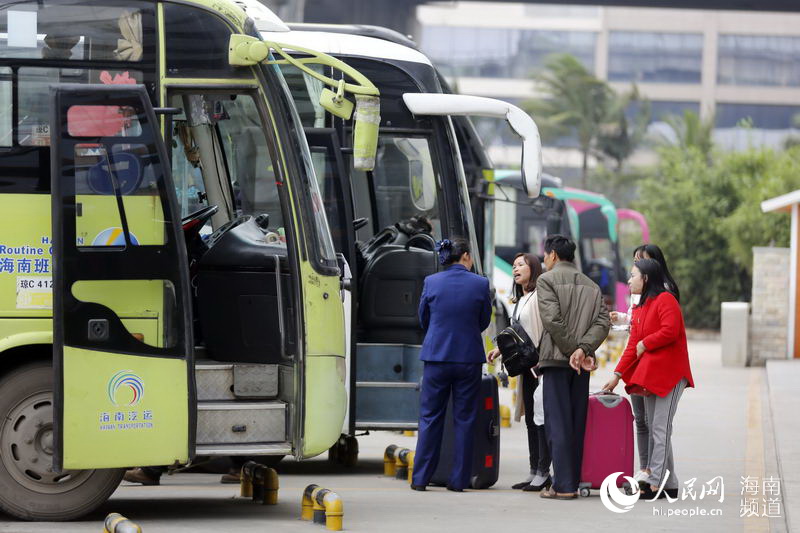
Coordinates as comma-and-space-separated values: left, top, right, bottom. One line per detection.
590, 391, 624, 408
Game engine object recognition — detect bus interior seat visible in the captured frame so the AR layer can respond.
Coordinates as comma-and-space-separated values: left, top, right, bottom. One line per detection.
358, 244, 437, 345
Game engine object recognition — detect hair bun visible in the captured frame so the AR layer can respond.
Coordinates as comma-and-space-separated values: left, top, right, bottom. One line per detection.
435, 239, 452, 265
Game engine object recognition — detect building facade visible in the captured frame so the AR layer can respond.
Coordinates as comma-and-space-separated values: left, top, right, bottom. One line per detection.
416, 2, 800, 172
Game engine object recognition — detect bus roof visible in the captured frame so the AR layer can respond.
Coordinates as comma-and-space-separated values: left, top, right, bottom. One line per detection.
543, 187, 618, 242
287, 23, 418, 49
258, 27, 434, 66
229, 0, 290, 31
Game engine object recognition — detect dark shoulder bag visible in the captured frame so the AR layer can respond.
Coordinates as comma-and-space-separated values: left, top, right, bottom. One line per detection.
494, 297, 539, 377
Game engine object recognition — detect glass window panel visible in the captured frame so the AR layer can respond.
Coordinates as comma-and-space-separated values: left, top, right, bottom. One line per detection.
168, 95, 212, 221
118, 144, 166, 247
0, 66, 10, 147
0, 1, 154, 62
715, 103, 800, 129
608, 31, 703, 84
278, 64, 326, 128
420, 26, 596, 79
67, 105, 142, 137
215, 94, 287, 246
18, 67, 144, 147
74, 144, 125, 248
493, 185, 517, 247
311, 147, 349, 254
164, 3, 249, 79
718, 34, 800, 87
352, 135, 442, 240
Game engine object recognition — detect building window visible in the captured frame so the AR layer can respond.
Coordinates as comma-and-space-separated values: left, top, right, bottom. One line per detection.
718, 35, 800, 87
715, 103, 800, 129
419, 26, 596, 79
608, 31, 703, 84
627, 100, 701, 123
523, 4, 601, 18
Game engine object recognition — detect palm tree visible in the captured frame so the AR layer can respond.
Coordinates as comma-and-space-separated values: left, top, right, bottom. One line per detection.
659, 110, 715, 162
596, 86, 651, 172
524, 54, 614, 188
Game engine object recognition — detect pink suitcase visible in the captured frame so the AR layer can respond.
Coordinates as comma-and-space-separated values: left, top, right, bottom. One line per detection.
578, 392, 635, 497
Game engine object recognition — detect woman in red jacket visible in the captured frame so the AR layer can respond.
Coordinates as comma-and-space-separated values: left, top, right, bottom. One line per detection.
602, 258, 694, 500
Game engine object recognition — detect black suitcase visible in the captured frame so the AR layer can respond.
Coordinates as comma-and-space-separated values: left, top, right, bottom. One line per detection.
430, 373, 500, 489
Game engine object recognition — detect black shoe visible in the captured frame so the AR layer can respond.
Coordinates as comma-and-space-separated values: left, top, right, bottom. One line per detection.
512, 480, 532, 490
522, 477, 552, 492
640, 485, 659, 500
446, 485, 464, 492
410, 484, 426, 491
663, 488, 679, 499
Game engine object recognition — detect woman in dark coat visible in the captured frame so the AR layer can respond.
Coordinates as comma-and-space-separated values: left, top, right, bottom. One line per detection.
411, 238, 492, 492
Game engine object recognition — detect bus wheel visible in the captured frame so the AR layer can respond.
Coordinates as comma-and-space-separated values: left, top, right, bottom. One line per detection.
0, 362, 124, 521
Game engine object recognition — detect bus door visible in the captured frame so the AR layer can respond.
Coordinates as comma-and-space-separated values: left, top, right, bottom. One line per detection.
50, 84, 193, 470
305, 127, 358, 435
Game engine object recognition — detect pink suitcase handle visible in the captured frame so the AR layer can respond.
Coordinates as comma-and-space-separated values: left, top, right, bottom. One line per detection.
590, 391, 625, 408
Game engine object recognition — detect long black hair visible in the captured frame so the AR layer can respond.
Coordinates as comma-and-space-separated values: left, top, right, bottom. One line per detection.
634, 258, 669, 308
633, 244, 680, 303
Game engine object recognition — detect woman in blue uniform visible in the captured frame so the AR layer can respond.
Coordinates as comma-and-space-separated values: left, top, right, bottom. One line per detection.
411, 238, 492, 492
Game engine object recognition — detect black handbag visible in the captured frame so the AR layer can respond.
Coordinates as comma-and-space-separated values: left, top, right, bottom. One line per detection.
495, 297, 539, 377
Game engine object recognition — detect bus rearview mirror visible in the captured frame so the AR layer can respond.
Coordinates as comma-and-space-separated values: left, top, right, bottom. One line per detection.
402, 93, 542, 198
229, 34, 381, 171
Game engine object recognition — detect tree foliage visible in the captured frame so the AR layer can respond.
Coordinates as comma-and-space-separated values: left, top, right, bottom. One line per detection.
636, 145, 800, 328
525, 54, 650, 187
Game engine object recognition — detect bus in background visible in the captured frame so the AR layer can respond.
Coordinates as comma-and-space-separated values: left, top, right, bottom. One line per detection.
251, 19, 541, 457
539, 187, 627, 313
492, 171, 573, 326
0, 0, 385, 520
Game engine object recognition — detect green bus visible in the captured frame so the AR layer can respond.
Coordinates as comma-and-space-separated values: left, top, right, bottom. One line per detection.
0, 0, 379, 520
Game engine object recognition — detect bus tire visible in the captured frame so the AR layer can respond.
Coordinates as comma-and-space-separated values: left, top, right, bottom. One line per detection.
0, 362, 125, 521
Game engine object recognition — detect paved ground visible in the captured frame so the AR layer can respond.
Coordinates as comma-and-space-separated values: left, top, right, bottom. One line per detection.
766, 360, 800, 533
0, 340, 791, 532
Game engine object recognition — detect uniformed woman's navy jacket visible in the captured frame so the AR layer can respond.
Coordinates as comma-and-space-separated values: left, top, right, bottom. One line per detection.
418, 264, 492, 364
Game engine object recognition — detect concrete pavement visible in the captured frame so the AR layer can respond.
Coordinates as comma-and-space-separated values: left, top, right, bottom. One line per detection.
0, 339, 791, 532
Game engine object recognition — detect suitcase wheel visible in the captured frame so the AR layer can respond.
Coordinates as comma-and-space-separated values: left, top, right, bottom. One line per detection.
579, 487, 590, 498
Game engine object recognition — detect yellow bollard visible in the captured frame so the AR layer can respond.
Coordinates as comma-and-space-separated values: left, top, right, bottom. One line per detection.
240, 463, 253, 498
395, 452, 408, 479
103, 513, 141, 533
301, 484, 318, 521
321, 490, 344, 531
406, 451, 415, 484
383, 445, 398, 476
263, 467, 279, 505
499, 405, 511, 428
311, 487, 326, 525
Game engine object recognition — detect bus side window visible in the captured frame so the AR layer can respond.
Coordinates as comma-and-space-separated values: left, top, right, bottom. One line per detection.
0, 67, 10, 146
163, 4, 250, 79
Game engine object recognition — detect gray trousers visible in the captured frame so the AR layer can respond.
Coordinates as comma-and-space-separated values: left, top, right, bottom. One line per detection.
630, 394, 649, 470
644, 378, 688, 490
